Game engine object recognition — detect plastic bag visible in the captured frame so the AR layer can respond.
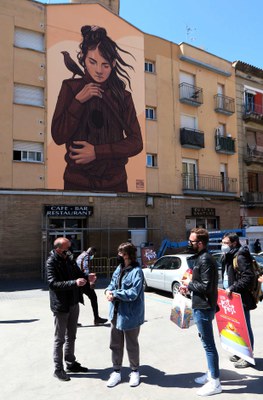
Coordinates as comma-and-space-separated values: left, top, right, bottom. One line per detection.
170, 292, 192, 329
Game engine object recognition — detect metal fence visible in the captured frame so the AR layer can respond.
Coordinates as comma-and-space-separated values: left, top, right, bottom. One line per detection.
89, 256, 118, 278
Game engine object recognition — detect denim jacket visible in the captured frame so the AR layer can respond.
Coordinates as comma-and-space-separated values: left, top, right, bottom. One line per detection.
106, 262, 145, 330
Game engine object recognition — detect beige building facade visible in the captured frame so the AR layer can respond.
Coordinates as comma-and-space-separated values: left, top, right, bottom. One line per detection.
0, 0, 241, 279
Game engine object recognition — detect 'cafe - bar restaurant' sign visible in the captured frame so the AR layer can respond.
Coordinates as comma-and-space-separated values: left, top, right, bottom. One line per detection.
44, 205, 93, 217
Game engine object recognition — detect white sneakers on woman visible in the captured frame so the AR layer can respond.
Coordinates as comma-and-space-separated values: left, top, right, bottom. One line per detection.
107, 371, 121, 387
107, 370, 140, 388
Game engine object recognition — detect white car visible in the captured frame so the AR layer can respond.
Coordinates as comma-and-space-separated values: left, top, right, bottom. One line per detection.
143, 254, 195, 297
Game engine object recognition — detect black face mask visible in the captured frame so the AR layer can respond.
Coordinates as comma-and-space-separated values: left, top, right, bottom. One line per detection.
117, 255, 125, 266
187, 243, 198, 254
62, 250, 74, 261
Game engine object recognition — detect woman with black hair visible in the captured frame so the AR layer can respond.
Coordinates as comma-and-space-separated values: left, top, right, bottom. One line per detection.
52, 25, 143, 192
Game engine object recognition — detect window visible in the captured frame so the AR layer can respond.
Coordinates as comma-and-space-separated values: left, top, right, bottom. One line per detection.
180, 71, 195, 86
244, 89, 263, 114
128, 216, 147, 229
248, 172, 263, 192
215, 123, 226, 137
182, 159, 197, 190
14, 84, 44, 107
146, 154, 157, 167
145, 61, 155, 73
146, 107, 156, 120
180, 114, 197, 129
13, 141, 43, 163
14, 28, 44, 52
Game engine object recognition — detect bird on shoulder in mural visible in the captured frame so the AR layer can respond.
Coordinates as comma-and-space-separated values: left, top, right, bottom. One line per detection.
61, 51, 84, 79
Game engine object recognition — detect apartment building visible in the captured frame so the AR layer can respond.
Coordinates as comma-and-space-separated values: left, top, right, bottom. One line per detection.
0, 0, 240, 278
234, 61, 263, 241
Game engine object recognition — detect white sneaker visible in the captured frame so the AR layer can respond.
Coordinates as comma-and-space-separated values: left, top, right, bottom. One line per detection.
197, 379, 222, 396
107, 371, 121, 387
195, 372, 209, 385
129, 370, 140, 387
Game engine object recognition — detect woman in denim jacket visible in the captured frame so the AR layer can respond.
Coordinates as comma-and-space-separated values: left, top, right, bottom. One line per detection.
105, 242, 144, 388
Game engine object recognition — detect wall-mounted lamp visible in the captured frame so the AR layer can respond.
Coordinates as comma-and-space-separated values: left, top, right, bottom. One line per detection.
146, 196, 154, 207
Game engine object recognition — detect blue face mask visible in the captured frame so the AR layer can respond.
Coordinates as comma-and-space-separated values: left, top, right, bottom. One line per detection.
89, 254, 94, 260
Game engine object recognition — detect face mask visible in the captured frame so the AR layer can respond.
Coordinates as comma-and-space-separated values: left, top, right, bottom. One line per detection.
221, 244, 230, 254
89, 254, 94, 260
117, 255, 125, 266
62, 250, 74, 260
187, 243, 198, 254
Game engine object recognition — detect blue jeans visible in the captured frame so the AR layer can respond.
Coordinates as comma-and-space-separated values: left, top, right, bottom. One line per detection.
193, 309, 220, 379
244, 309, 254, 350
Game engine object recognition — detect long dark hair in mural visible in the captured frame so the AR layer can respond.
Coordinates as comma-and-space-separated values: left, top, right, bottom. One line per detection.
51, 25, 143, 192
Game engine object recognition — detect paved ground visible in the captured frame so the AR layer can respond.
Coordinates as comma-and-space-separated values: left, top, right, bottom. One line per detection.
0, 278, 262, 400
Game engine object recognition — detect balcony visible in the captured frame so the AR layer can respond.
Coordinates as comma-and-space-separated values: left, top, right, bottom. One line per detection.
215, 135, 235, 154
179, 82, 203, 106
214, 94, 235, 115
180, 127, 205, 149
244, 144, 263, 165
182, 173, 237, 197
243, 103, 263, 125
243, 192, 263, 205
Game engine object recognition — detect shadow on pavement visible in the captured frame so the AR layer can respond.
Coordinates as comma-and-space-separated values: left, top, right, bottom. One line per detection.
220, 368, 263, 394
0, 279, 48, 292
0, 319, 39, 324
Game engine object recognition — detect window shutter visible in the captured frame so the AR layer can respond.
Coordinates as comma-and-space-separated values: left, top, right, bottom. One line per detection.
13, 141, 43, 153
14, 84, 44, 107
14, 28, 44, 52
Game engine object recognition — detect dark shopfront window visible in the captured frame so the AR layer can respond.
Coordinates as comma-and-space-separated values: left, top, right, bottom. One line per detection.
49, 218, 83, 229
48, 218, 85, 256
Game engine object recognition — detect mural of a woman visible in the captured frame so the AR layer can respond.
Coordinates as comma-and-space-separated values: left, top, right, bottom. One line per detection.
51, 25, 143, 192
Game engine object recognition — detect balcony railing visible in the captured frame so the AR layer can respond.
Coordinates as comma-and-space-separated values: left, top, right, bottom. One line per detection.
215, 135, 235, 154
180, 127, 205, 149
179, 82, 203, 106
244, 144, 263, 164
243, 103, 263, 124
244, 192, 263, 204
214, 94, 235, 115
182, 173, 237, 196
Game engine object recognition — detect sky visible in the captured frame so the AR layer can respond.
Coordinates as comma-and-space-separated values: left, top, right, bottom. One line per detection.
38, 0, 263, 69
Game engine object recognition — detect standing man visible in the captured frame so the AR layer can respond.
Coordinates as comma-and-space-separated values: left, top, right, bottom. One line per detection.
105, 242, 145, 388
46, 237, 89, 381
221, 232, 256, 368
182, 228, 222, 396
76, 247, 107, 325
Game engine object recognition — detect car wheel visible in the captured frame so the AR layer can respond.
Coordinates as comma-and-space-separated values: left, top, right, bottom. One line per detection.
172, 282, 180, 297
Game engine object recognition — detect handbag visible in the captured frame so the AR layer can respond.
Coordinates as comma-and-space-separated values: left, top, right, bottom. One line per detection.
170, 292, 193, 329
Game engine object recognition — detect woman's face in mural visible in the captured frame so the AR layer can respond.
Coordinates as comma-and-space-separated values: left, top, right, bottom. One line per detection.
85, 46, 115, 83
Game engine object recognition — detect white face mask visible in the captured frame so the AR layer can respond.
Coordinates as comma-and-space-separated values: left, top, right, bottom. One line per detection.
221, 244, 230, 253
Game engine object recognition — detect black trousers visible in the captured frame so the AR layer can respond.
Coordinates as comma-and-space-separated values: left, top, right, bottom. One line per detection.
83, 284, 99, 319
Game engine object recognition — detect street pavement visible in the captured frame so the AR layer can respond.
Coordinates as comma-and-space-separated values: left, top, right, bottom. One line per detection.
0, 278, 262, 400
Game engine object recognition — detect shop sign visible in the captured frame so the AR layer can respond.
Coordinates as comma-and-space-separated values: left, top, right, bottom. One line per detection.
44, 205, 93, 217
191, 207, 215, 217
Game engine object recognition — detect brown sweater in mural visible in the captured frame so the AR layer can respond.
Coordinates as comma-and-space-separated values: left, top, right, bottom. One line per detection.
51, 75, 143, 192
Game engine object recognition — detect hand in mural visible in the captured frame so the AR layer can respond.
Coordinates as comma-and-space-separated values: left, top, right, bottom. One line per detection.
75, 83, 104, 102
69, 141, 96, 164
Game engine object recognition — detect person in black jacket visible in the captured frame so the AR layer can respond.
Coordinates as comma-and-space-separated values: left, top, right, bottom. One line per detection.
46, 237, 88, 381
181, 228, 221, 396
221, 232, 256, 368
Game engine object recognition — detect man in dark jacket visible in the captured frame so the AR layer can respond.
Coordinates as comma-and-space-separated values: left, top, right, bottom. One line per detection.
221, 232, 256, 368
46, 237, 88, 381
181, 228, 221, 396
